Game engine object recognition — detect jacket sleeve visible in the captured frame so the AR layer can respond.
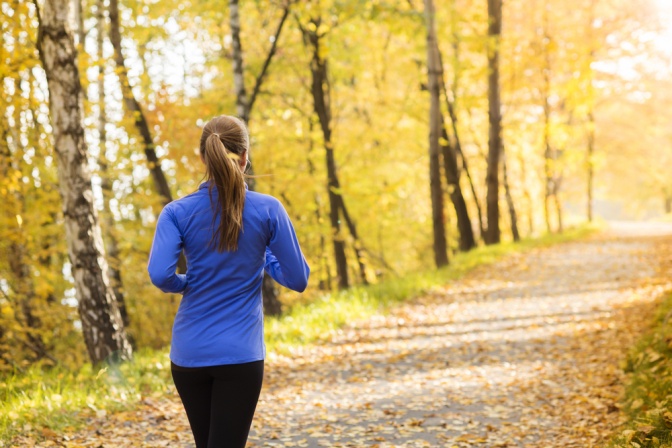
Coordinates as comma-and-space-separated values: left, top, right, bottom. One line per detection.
148, 206, 188, 294
264, 201, 310, 292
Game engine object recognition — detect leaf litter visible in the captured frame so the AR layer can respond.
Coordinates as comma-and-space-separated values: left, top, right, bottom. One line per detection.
11, 223, 672, 447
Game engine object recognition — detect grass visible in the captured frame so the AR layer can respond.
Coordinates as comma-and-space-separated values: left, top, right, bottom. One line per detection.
0, 347, 173, 445
608, 292, 672, 448
0, 224, 598, 444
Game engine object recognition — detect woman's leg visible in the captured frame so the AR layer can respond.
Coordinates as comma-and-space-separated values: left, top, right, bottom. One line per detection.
207, 360, 264, 448
171, 363, 213, 448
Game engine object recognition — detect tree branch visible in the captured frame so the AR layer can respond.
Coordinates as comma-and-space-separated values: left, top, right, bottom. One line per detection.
247, 3, 292, 114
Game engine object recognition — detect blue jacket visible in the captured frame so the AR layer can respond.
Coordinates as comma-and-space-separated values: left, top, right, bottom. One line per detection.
148, 182, 309, 367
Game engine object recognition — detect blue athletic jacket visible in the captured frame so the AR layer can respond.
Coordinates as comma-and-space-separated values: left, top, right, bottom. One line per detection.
148, 182, 310, 367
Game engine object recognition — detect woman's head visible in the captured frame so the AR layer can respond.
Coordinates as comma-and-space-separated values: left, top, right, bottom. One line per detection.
200, 115, 249, 167
200, 115, 249, 252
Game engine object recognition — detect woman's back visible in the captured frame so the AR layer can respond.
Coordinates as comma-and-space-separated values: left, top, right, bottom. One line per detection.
148, 183, 309, 367
147, 115, 309, 448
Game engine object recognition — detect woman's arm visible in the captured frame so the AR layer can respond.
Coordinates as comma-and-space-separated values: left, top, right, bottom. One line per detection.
148, 206, 188, 294
264, 201, 310, 292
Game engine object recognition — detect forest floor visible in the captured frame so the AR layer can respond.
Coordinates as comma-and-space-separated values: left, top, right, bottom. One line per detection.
17, 222, 672, 447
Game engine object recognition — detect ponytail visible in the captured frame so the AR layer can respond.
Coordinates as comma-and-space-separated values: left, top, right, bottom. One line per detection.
202, 132, 246, 252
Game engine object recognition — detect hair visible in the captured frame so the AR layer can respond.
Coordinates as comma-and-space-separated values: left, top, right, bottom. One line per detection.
200, 115, 249, 252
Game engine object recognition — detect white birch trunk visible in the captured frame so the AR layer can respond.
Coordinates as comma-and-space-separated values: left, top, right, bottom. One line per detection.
36, 0, 132, 364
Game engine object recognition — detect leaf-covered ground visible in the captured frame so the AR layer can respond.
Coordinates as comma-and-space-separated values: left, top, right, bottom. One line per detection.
13, 223, 672, 447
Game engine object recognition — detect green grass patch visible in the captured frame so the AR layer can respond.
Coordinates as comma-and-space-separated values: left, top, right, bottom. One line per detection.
608, 292, 672, 448
0, 348, 173, 444
0, 224, 597, 444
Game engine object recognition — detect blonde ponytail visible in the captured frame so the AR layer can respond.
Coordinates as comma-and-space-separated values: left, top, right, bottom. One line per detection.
200, 117, 248, 252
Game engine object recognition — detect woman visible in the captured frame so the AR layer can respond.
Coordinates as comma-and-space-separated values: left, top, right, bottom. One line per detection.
148, 115, 310, 448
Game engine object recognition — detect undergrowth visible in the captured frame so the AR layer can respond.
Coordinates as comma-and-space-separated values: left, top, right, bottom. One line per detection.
609, 292, 672, 448
0, 224, 598, 444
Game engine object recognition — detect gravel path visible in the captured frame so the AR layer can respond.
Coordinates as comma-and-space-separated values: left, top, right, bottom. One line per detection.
55, 222, 672, 447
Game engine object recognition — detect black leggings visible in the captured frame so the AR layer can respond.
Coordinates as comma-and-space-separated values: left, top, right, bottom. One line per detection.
171, 360, 264, 448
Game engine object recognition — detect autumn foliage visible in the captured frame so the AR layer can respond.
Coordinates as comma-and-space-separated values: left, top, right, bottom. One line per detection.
1, 0, 671, 377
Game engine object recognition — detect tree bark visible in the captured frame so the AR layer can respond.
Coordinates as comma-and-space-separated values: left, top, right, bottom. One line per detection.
305, 119, 331, 290
542, 8, 553, 233
433, 38, 475, 252
517, 152, 534, 236
501, 145, 520, 241
586, 109, 594, 223
229, 0, 291, 313
446, 0, 485, 241
553, 176, 564, 233
424, 0, 449, 267
308, 22, 349, 287
300, 16, 372, 287
440, 117, 475, 251
73, 0, 85, 47
36, 0, 132, 364
485, 0, 502, 245
440, 74, 484, 242
586, 0, 596, 223
1, 113, 50, 362
338, 198, 369, 284
108, 0, 172, 205
229, 0, 248, 123
97, 0, 130, 330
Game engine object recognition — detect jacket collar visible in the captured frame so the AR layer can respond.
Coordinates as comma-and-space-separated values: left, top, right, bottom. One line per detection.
199, 181, 249, 190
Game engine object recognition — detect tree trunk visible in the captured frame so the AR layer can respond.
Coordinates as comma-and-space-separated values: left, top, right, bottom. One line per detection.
433, 29, 475, 252
1, 113, 50, 362
229, 0, 249, 123
97, 1, 130, 330
586, 0, 596, 223
303, 19, 350, 287
665, 193, 672, 214
440, 118, 475, 251
229, 0, 290, 313
108, 0, 172, 205
425, 0, 449, 267
517, 152, 534, 236
586, 110, 595, 223
553, 176, 564, 233
108, 0, 186, 275
305, 119, 331, 290
441, 82, 484, 241
73, 0, 85, 47
501, 145, 520, 241
445, 0, 485, 241
542, 16, 553, 234
485, 0, 502, 245
36, 0, 132, 364
338, 198, 369, 284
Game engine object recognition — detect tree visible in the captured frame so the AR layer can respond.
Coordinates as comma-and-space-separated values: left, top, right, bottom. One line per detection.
540, 4, 563, 234
108, 0, 187, 273
229, 0, 291, 314
35, 0, 132, 364
485, 0, 502, 245
96, 0, 130, 330
434, 34, 476, 252
424, 0, 449, 266
298, 10, 370, 287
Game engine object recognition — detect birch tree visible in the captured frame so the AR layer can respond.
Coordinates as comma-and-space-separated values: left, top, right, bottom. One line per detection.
35, 0, 132, 364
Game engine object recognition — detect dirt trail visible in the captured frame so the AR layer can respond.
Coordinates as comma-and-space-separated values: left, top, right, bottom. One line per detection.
55, 223, 672, 447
